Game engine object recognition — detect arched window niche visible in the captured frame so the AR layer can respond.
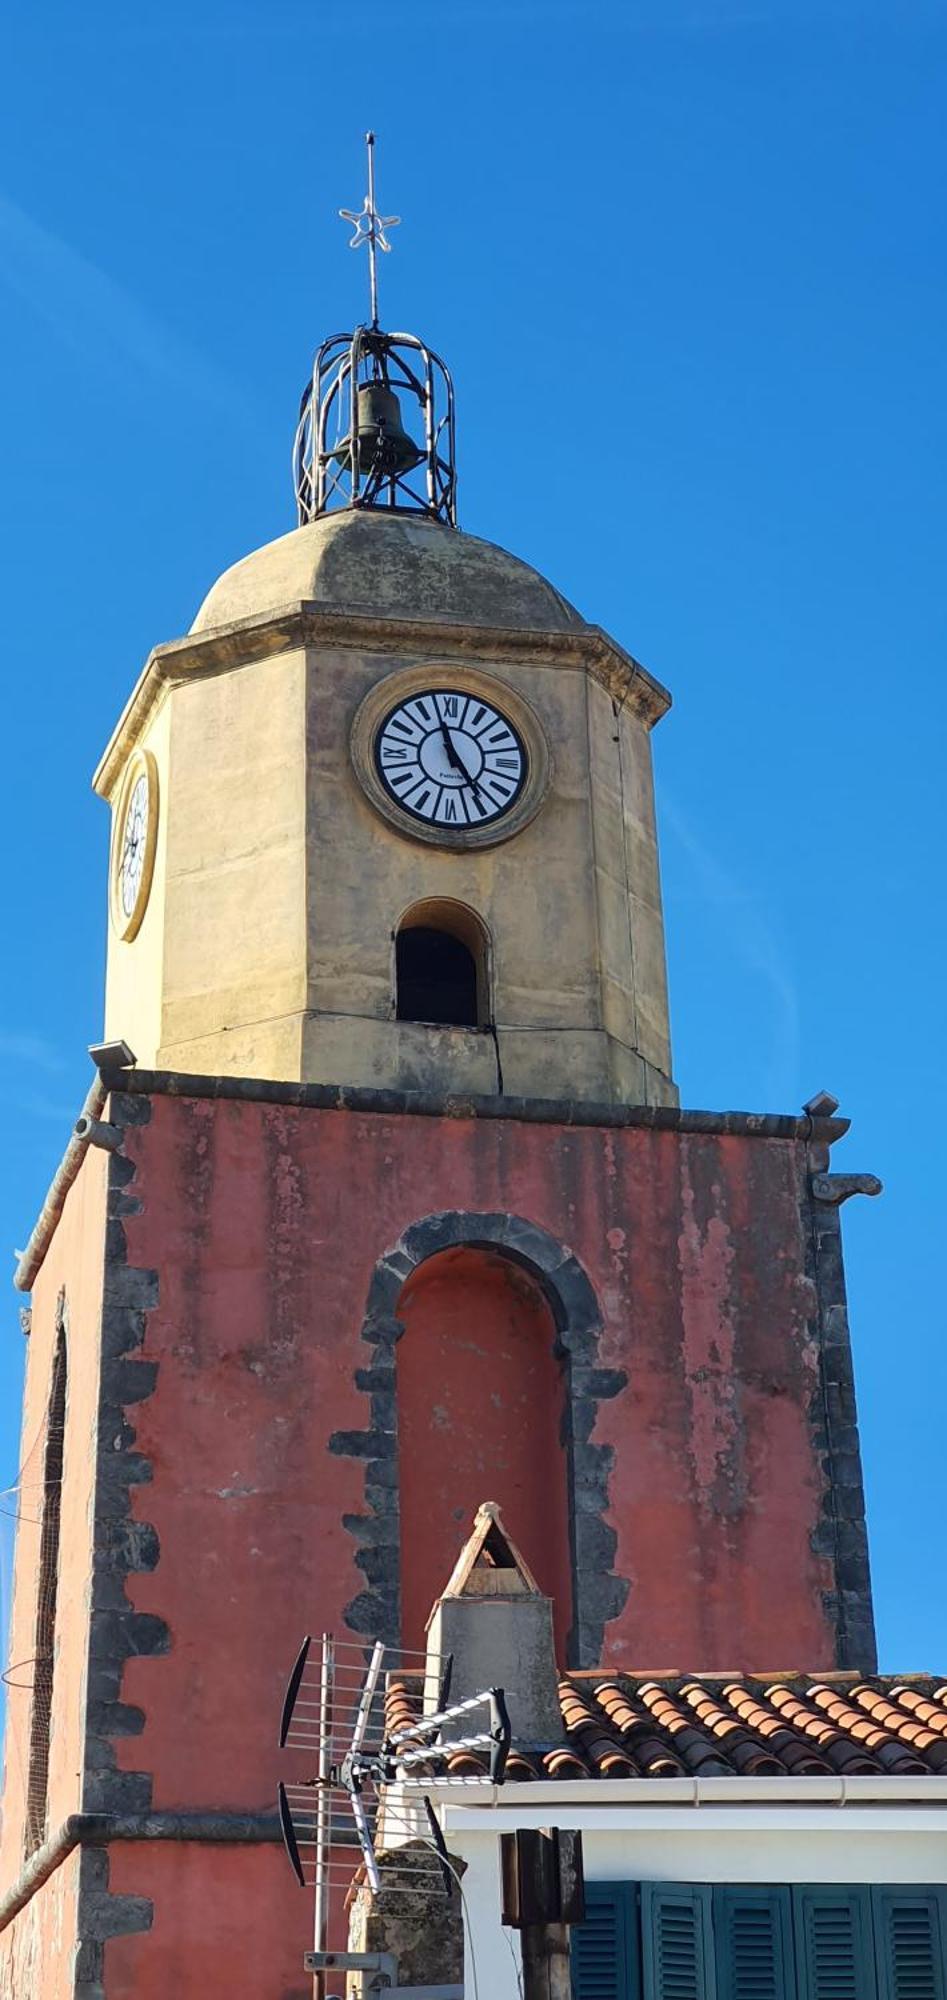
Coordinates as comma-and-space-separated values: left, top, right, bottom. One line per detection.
25, 1307, 67, 1856
394, 899, 490, 1030
332, 1212, 630, 1673
395, 1245, 573, 1658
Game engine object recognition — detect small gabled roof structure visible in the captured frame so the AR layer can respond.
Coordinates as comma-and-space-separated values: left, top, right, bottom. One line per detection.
425, 1501, 562, 1748
437, 1500, 544, 1606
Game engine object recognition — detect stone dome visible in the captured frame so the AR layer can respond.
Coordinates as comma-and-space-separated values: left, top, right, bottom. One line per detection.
191, 509, 585, 636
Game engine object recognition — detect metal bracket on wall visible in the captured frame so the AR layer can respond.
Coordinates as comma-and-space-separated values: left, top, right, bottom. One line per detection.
304, 1968, 460, 2000
305, 1976, 461, 2000
304, 1951, 396, 1994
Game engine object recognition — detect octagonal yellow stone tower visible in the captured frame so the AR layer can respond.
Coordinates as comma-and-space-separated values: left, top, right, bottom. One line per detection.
95, 504, 676, 1106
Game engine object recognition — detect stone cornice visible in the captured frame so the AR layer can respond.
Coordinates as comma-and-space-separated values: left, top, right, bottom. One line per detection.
92, 601, 672, 797
110, 1067, 850, 1143
13, 1063, 851, 1296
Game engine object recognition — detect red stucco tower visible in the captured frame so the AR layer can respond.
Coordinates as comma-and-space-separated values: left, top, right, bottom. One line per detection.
0, 214, 879, 1998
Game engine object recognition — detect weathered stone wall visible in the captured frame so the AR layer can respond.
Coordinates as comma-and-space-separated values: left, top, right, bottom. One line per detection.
347, 1843, 465, 1994
0, 1078, 873, 1993
106, 1085, 867, 1804
0, 1145, 110, 1999
0, 1848, 83, 2000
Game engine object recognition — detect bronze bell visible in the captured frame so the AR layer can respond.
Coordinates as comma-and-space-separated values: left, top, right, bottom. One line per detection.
336, 380, 424, 478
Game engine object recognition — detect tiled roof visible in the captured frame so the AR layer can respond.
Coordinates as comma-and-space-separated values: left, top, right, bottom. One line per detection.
386, 1674, 947, 1783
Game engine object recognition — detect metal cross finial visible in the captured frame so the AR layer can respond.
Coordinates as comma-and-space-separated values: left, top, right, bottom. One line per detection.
339, 131, 400, 329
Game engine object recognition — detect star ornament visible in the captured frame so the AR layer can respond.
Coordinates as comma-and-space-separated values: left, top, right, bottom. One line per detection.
339, 198, 400, 253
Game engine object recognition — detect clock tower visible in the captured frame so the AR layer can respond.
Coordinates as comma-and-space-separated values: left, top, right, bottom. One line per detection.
0, 144, 878, 2000
97, 329, 676, 1108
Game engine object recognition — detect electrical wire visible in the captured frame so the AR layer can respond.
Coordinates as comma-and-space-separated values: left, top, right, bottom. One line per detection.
504, 1923, 526, 2000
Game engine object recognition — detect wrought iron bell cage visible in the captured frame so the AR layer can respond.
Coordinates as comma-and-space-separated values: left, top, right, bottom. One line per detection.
294, 325, 457, 527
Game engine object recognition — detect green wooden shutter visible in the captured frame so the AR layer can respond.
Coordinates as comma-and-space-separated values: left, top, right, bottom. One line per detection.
793, 1887, 877, 2000
643, 1883, 716, 2000
714, 1886, 795, 2000
572, 1882, 639, 2000
872, 1889, 947, 2000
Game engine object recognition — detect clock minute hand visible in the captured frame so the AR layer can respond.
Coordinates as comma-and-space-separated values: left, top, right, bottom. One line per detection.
439, 719, 487, 806
438, 717, 468, 775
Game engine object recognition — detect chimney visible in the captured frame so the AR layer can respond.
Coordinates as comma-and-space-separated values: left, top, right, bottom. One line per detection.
425, 1501, 561, 1749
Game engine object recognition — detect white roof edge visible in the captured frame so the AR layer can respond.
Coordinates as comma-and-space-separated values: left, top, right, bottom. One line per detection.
406, 1774, 947, 1811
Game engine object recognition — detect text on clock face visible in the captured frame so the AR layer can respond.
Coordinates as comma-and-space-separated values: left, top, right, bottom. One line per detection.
374, 690, 527, 826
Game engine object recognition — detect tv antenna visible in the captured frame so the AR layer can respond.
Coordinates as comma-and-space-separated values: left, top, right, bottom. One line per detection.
278, 1633, 510, 1996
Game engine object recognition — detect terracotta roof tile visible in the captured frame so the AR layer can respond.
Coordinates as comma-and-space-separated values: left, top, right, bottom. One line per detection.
589, 1680, 687, 1776
634, 1683, 732, 1775
383, 1672, 947, 1786
558, 1682, 639, 1776
719, 1685, 832, 1775
760, 1683, 881, 1774
505, 1750, 545, 1781
804, 1684, 930, 1775
444, 1748, 487, 1775
543, 1745, 590, 1779
678, 1681, 786, 1776
889, 1686, 947, 1743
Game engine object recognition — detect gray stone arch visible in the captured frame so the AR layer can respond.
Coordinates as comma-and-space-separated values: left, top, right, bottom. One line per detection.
329, 1209, 629, 1669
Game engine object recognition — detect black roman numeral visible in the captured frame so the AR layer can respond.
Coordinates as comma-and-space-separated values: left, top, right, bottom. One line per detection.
388, 764, 423, 792
404, 781, 436, 813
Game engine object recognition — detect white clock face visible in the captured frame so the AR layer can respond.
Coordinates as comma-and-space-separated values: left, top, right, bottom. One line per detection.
374, 689, 527, 830
120, 772, 150, 918
112, 754, 158, 940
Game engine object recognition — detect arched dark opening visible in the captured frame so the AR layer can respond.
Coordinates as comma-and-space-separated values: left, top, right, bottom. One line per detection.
396, 927, 477, 1026
25, 1313, 67, 1855
395, 900, 489, 1028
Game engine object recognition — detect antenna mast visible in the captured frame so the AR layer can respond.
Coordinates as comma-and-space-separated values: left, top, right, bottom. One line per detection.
277, 1633, 510, 1996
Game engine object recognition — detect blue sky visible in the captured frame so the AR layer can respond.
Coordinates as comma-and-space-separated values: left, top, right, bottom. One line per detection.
0, 1, 944, 1677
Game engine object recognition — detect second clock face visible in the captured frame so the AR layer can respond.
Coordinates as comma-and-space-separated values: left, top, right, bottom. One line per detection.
374, 688, 527, 830
111, 750, 158, 941
119, 771, 150, 919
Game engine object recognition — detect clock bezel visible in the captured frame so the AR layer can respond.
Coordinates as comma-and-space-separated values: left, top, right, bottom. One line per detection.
351, 666, 551, 850
110, 749, 159, 941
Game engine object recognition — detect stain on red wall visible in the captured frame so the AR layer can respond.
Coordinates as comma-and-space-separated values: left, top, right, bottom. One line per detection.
397, 1246, 571, 1654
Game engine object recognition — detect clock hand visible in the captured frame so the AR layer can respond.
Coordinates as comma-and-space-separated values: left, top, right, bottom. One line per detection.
438, 717, 468, 775
438, 719, 487, 806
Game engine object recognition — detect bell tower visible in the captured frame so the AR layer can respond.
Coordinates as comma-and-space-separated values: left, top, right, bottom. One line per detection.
96, 136, 676, 1108
1, 141, 878, 2000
